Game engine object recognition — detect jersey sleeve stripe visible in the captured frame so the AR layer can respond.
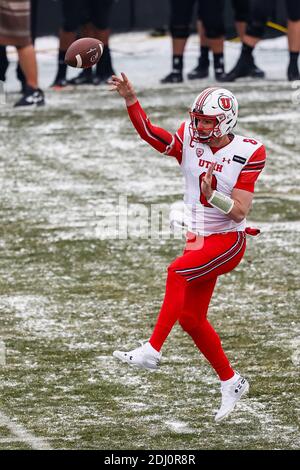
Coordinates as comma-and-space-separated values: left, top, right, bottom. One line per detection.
242, 167, 265, 173
140, 113, 170, 146
175, 131, 183, 145
241, 169, 264, 173
242, 165, 265, 172
163, 136, 175, 155
242, 163, 265, 171
247, 145, 266, 163
244, 159, 266, 165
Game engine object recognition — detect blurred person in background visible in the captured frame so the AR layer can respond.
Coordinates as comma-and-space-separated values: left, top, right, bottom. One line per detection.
223, 0, 300, 81
188, 0, 260, 82
0, 0, 38, 93
161, 0, 227, 83
0, 0, 44, 106
52, 0, 115, 88
286, 1, 300, 80
161, 0, 263, 84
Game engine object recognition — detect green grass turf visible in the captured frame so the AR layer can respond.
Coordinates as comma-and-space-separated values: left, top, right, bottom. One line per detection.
0, 82, 299, 449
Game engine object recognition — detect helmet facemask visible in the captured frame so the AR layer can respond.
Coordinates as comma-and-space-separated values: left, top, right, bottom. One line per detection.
189, 110, 226, 144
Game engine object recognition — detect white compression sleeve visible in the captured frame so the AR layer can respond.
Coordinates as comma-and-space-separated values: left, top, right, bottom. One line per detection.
207, 190, 234, 214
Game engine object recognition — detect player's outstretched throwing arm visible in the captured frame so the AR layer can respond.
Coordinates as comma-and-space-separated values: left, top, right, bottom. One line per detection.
108, 73, 183, 163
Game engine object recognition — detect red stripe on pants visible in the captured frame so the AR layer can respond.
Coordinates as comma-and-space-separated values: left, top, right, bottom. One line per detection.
149, 231, 246, 380
176, 232, 244, 280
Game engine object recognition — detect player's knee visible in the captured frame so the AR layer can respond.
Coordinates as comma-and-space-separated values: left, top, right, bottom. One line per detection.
170, 24, 190, 39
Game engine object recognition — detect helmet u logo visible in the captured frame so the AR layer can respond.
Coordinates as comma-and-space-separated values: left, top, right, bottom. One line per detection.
218, 96, 232, 110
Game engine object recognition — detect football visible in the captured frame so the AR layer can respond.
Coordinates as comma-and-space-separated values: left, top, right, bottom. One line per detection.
64, 37, 104, 69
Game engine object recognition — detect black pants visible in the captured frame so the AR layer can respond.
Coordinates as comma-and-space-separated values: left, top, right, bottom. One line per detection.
169, 0, 252, 39
169, 0, 225, 39
286, 0, 300, 21
62, 0, 114, 32
231, 0, 249, 23
246, 0, 300, 38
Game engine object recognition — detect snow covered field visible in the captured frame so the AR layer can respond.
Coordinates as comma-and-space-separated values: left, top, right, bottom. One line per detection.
0, 32, 299, 450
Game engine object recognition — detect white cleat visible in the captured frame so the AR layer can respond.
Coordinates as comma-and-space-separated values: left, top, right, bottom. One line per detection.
215, 374, 249, 422
113, 341, 161, 370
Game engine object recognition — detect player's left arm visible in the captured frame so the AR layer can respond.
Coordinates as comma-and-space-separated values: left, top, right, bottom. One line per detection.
230, 144, 266, 221
228, 188, 254, 223
202, 145, 266, 222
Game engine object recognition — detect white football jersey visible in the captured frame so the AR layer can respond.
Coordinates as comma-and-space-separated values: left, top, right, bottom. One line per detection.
180, 122, 263, 236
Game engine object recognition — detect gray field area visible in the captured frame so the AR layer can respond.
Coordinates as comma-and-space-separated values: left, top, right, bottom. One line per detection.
0, 34, 299, 449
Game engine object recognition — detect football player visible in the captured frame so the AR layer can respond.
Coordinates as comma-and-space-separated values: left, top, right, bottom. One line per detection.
109, 73, 266, 422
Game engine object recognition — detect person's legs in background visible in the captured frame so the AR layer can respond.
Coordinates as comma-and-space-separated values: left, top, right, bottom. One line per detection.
231, 0, 264, 78
14, 43, 44, 106
232, 0, 248, 40
161, 0, 196, 83
68, 0, 116, 86
200, 0, 226, 81
0, 0, 44, 105
52, 30, 78, 86
187, 20, 210, 80
52, 0, 83, 87
286, 0, 300, 80
221, 0, 270, 82
17, 44, 38, 89
67, 20, 96, 85
187, 0, 226, 82
17, 0, 38, 92
0, 46, 9, 82
91, 0, 116, 85
11, 1, 44, 106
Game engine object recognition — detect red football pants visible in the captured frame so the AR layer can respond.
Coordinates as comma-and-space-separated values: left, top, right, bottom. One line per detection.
149, 231, 246, 380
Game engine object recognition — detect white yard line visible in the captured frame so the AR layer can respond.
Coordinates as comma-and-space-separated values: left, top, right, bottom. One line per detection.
0, 411, 52, 450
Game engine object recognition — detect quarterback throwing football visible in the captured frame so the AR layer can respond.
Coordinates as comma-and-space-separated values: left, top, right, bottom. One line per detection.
109, 73, 266, 421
